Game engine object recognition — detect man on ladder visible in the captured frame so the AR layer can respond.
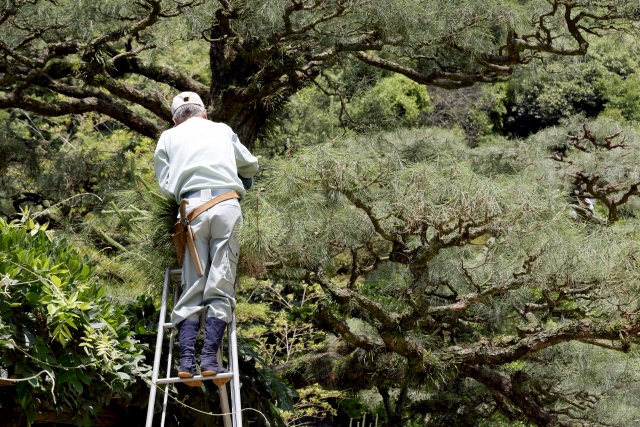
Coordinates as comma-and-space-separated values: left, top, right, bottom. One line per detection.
154, 92, 259, 387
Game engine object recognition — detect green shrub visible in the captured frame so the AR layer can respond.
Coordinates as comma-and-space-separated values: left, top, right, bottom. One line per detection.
0, 216, 149, 426
351, 74, 433, 128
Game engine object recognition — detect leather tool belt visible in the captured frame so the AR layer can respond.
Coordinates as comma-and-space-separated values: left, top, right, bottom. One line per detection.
171, 191, 240, 277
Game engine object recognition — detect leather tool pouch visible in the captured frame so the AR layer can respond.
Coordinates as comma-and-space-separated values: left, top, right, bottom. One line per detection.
171, 221, 187, 268
171, 199, 191, 268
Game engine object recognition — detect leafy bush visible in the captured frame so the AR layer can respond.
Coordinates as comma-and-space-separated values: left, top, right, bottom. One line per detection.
485, 36, 640, 137
0, 216, 149, 426
351, 74, 433, 128
260, 72, 433, 157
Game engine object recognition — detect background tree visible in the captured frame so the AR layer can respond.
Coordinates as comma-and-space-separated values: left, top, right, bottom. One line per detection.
1, 0, 638, 147
0, 108, 145, 221
242, 120, 640, 426
480, 36, 640, 138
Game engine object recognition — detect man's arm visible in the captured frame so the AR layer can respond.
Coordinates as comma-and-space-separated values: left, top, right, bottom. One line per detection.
153, 134, 176, 200
231, 132, 259, 178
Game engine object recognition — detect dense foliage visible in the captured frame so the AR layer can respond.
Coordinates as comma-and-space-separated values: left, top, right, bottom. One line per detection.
0, 216, 149, 425
0, 108, 150, 225
4, 1, 640, 426
243, 120, 640, 426
486, 36, 640, 138
1, 0, 638, 146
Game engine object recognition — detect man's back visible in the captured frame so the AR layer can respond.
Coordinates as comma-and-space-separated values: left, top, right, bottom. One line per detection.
154, 117, 258, 203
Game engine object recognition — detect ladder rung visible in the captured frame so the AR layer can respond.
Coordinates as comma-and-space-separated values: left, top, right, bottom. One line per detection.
162, 323, 174, 329
169, 269, 182, 276
154, 372, 233, 385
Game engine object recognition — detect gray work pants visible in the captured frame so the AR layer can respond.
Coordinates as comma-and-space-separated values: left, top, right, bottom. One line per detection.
171, 197, 242, 326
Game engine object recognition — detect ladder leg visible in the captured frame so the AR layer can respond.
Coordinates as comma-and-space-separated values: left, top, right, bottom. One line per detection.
218, 346, 233, 427
160, 283, 180, 427
146, 374, 158, 427
228, 314, 242, 427
146, 268, 171, 427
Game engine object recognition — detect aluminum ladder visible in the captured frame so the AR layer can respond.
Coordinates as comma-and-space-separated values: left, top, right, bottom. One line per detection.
145, 268, 242, 427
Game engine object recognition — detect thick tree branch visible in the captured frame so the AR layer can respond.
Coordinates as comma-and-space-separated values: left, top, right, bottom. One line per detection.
115, 56, 210, 98
462, 365, 572, 426
354, 52, 501, 90
315, 303, 384, 352
0, 92, 162, 139
446, 319, 640, 367
95, 72, 172, 122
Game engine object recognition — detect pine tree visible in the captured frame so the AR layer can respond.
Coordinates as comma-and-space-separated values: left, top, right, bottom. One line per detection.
0, 0, 638, 147
247, 121, 640, 426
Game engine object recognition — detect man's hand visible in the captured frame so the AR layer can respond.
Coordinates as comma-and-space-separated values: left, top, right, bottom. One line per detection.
238, 173, 253, 190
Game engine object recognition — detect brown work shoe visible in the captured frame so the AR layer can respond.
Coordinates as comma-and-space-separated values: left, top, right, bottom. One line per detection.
178, 371, 202, 387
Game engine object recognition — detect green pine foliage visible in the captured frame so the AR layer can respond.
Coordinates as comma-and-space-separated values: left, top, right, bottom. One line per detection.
4, 2, 640, 424
242, 121, 640, 425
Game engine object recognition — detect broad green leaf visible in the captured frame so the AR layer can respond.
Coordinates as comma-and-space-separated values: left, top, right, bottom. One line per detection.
116, 372, 131, 381
61, 324, 72, 340
64, 318, 77, 330
68, 259, 80, 274
80, 265, 90, 278
53, 324, 63, 340
57, 370, 75, 384
69, 376, 83, 395
96, 286, 107, 298
17, 382, 31, 409
76, 370, 91, 385
25, 292, 40, 303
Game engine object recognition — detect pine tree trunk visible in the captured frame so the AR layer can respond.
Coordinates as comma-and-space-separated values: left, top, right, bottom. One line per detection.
210, 101, 269, 150
206, 24, 302, 150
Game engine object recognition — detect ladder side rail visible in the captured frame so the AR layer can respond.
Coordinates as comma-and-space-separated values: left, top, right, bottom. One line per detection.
145, 268, 172, 427
160, 281, 180, 427
218, 346, 233, 427
229, 315, 242, 427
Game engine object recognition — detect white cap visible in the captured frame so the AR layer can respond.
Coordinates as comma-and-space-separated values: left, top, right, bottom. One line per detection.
171, 92, 205, 115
